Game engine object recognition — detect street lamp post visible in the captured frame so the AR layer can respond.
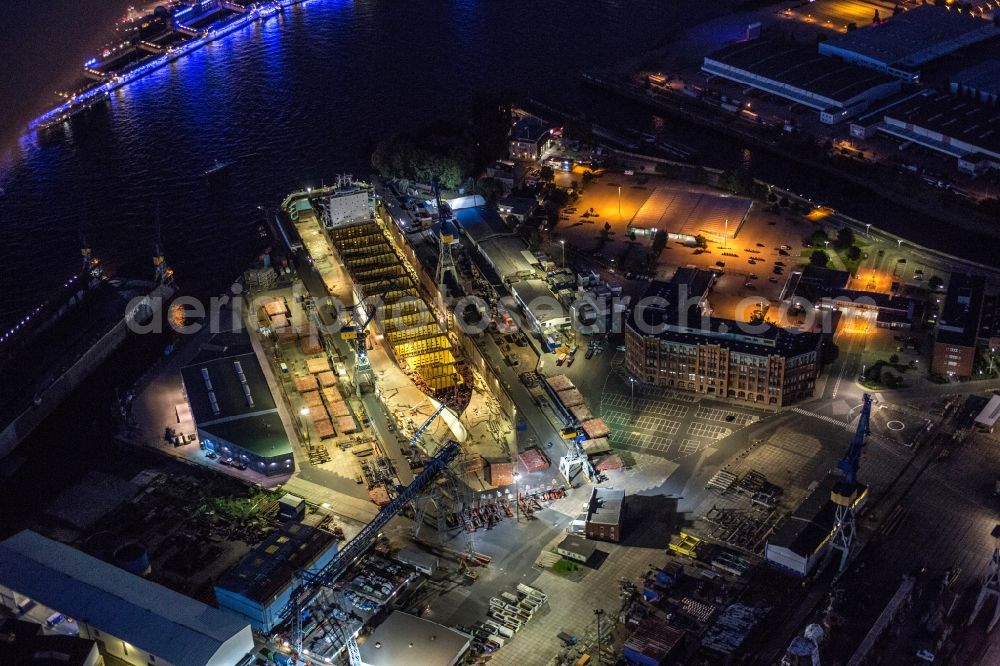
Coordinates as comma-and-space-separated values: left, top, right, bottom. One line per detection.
865, 223, 871, 238
618, 185, 622, 224
897, 239, 903, 248
594, 608, 605, 665
513, 472, 522, 522
560, 240, 566, 269
629, 377, 636, 413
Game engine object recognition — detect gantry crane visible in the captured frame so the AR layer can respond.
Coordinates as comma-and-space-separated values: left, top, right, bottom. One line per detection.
408, 402, 450, 539
432, 176, 458, 299
276, 441, 461, 666
830, 393, 872, 572
432, 176, 459, 331
340, 280, 401, 392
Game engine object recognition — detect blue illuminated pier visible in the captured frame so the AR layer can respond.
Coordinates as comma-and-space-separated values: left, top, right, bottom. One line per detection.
28, 0, 304, 132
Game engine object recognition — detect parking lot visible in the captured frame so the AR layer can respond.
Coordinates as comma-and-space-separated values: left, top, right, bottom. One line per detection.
594, 354, 766, 462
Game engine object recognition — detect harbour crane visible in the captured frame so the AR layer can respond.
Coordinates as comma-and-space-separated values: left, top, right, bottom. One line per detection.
830, 393, 872, 572
432, 176, 458, 294
276, 441, 461, 666
407, 402, 452, 540
340, 280, 403, 392
408, 402, 448, 449
432, 176, 459, 327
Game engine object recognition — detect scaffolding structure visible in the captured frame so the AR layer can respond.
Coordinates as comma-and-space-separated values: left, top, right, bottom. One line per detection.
328, 221, 463, 395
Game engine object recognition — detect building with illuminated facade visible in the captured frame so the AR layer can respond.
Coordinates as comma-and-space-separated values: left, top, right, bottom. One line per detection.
932, 273, 985, 378
624, 278, 822, 409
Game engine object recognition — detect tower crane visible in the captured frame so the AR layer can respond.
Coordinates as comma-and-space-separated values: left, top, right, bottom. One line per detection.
340, 280, 402, 393
275, 441, 461, 666
830, 393, 872, 572
432, 175, 459, 323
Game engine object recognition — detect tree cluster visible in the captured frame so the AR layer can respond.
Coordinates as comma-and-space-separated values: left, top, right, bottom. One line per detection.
371, 127, 473, 190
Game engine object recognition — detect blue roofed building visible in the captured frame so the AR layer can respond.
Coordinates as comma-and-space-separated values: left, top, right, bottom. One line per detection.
214, 521, 338, 633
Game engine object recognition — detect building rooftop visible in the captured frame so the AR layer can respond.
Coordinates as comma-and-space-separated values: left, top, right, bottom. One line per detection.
453, 205, 512, 246
768, 476, 840, 558
0, 619, 99, 666
798, 264, 852, 293
215, 522, 337, 606
498, 195, 538, 218
885, 91, 1000, 157
937, 272, 986, 347
478, 236, 537, 281
631, 280, 822, 359
705, 39, 898, 104
0, 531, 251, 666
358, 611, 471, 666
623, 616, 685, 663
586, 487, 624, 527
975, 395, 1000, 429
509, 116, 550, 144
979, 293, 1000, 341
821, 5, 995, 67
670, 266, 720, 300
631, 187, 752, 239
951, 59, 1000, 100
557, 535, 598, 561
511, 279, 566, 327
181, 334, 292, 460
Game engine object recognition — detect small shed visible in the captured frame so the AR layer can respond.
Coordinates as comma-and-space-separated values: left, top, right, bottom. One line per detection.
545, 374, 574, 392
328, 400, 351, 418
556, 535, 597, 564
278, 494, 306, 522
487, 461, 515, 487
294, 375, 319, 393
570, 404, 593, 422
302, 390, 323, 409
306, 357, 331, 374
313, 419, 335, 439
263, 298, 288, 317
300, 336, 322, 355
336, 416, 358, 434
580, 437, 611, 455
557, 388, 585, 408
581, 418, 610, 439
519, 448, 550, 472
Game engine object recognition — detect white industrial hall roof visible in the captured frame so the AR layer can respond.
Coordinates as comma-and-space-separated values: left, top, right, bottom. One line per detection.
0, 530, 253, 666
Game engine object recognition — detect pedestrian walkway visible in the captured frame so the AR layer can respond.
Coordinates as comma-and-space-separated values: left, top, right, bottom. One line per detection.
280, 475, 377, 527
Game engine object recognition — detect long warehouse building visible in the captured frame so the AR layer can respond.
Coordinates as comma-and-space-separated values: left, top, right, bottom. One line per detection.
877, 90, 1000, 176
0, 530, 254, 666
818, 5, 998, 81
703, 39, 901, 123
